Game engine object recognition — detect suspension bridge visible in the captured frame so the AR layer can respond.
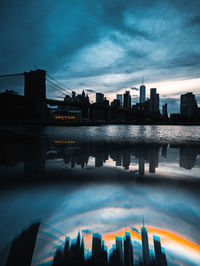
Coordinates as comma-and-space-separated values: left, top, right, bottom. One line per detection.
0, 69, 164, 124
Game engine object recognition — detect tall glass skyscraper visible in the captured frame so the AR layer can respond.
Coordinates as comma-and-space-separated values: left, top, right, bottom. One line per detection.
116, 94, 123, 107
140, 84, 146, 103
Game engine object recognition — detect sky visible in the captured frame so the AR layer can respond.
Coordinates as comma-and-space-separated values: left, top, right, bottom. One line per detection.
0, 0, 200, 113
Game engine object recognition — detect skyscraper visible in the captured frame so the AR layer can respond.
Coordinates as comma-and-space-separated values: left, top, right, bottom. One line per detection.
123, 91, 131, 109
180, 92, 198, 117
140, 85, 146, 103
96, 93, 104, 104
153, 236, 167, 266
162, 103, 168, 117
92, 233, 102, 264
117, 94, 123, 107
116, 236, 123, 265
124, 232, 134, 266
149, 88, 159, 113
141, 227, 150, 266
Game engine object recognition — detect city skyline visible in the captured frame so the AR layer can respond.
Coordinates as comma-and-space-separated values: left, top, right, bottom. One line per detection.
0, 0, 200, 114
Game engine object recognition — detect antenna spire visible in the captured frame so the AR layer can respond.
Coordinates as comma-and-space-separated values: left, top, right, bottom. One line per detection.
142, 216, 144, 227
142, 76, 144, 85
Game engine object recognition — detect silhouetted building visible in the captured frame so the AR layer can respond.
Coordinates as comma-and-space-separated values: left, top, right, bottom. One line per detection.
6, 222, 40, 266
149, 88, 159, 113
111, 99, 120, 108
117, 94, 123, 107
153, 236, 167, 266
180, 92, 198, 118
116, 236, 123, 265
104, 97, 110, 106
92, 233, 102, 265
123, 91, 131, 109
140, 85, 146, 103
72, 91, 76, 102
124, 232, 134, 266
133, 100, 150, 113
162, 103, 168, 118
139, 158, 145, 176
179, 146, 197, 169
161, 144, 168, 157
52, 249, 64, 266
123, 151, 131, 170
141, 227, 150, 266
96, 93, 104, 104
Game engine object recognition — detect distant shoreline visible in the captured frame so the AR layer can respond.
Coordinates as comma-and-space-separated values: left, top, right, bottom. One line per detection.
1, 120, 200, 126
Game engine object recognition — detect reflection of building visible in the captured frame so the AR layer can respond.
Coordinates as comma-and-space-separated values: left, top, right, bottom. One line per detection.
161, 144, 168, 157
6, 223, 40, 266
180, 92, 198, 117
123, 151, 131, 170
92, 233, 102, 264
116, 236, 123, 265
139, 158, 145, 176
153, 236, 167, 266
179, 146, 197, 169
124, 232, 134, 266
141, 227, 150, 265
148, 145, 159, 173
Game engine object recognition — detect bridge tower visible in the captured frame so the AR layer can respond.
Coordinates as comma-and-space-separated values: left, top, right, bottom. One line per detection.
24, 69, 46, 101
24, 69, 48, 121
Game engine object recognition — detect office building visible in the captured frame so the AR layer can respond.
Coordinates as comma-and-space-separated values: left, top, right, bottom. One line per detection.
117, 94, 123, 107
96, 93, 104, 104
180, 92, 198, 117
116, 236, 123, 265
92, 233, 102, 264
149, 88, 160, 113
153, 236, 167, 266
141, 227, 150, 265
124, 232, 134, 266
139, 158, 145, 176
123, 91, 131, 109
140, 84, 146, 103
111, 99, 120, 108
6, 223, 40, 266
162, 103, 168, 117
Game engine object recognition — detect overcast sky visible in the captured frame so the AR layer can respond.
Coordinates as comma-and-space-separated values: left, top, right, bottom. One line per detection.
0, 0, 200, 112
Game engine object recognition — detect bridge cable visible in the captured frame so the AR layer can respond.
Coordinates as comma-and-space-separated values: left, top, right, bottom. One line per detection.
46, 79, 71, 96
47, 74, 73, 92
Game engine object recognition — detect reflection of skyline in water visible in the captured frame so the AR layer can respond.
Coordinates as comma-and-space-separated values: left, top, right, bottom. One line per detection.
0, 126, 200, 266
39, 226, 200, 266
1, 131, 200, 182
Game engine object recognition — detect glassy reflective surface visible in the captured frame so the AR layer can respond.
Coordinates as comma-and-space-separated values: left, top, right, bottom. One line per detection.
0, 126, 200, 265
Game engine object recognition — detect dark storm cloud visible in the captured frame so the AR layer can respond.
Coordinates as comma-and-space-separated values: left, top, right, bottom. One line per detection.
86, 89, 96, 93
0, 0, 200, 108
190, 15, 200, 26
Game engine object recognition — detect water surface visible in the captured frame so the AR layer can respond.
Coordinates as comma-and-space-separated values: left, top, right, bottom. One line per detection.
0, 125, 200, 265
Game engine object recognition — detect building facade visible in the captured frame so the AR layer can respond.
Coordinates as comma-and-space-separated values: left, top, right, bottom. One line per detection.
140, 85, 146, 103
180, 92, 198, 117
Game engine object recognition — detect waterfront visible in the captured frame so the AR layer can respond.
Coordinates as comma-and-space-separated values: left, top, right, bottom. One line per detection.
0, 125, 200, 265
